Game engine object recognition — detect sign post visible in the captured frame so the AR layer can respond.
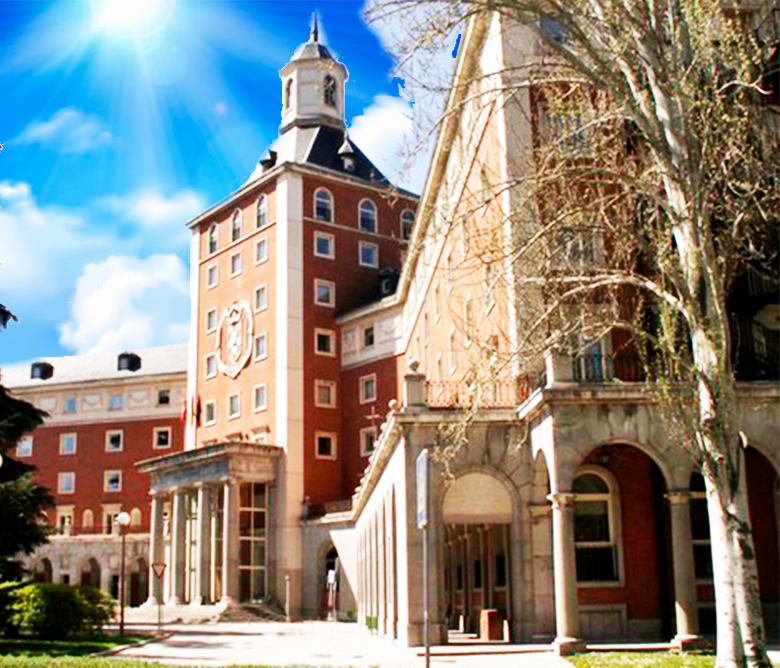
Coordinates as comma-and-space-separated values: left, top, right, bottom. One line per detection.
151, 562, 167, 636
416, 449, 430, 668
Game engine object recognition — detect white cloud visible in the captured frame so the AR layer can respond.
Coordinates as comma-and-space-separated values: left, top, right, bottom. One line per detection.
0, 181, 31, 200
15, 107, 114, 154
59, 254, 190, 355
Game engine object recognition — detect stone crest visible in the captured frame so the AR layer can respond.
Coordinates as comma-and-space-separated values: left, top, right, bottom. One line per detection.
216, 301, 254, 379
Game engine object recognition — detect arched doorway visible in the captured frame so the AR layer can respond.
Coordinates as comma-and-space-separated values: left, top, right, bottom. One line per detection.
320, 546, 340, 620
442, 472, 513, 637
129, 557, 149, 607
34, 558, 52, 583
80, 558, 101, 589
575, 444, 673, 641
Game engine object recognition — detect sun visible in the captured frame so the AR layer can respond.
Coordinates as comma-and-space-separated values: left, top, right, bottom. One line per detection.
91, 0, 176, 39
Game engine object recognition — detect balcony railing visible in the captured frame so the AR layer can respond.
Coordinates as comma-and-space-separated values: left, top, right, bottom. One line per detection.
52, 524, 150, 537
570, 353, 644, 383
425, 379, 532, 409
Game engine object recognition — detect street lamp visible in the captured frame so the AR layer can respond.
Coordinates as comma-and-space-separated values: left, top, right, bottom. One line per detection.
115, 511, 131, 637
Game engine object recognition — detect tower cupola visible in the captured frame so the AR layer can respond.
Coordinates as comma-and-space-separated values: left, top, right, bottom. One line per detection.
279, 14, 349, 133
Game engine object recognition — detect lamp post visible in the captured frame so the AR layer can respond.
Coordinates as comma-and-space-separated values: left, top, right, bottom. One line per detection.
115, 511, 131, 637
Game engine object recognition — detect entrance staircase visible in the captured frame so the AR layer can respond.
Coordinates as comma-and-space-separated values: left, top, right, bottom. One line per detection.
218, 601, 289, 623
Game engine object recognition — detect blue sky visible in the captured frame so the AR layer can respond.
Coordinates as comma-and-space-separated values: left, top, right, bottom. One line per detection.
0, 0, 445, 367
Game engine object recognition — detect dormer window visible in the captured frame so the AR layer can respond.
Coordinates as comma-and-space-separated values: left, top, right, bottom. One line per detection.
285, 78, 293, 109
30, 362, 54, 380
231, 210, 243, 242
117, 352, 141, 372
324, 74, 337, 107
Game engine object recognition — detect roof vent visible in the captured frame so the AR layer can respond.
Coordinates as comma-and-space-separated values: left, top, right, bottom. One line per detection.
338, 136, 356, 173
259, 149, 277, 169
117, 352, 141, 372
30, 361, 54, 380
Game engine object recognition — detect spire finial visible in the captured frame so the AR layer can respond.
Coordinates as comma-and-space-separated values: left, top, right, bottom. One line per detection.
310, 12, 319, 43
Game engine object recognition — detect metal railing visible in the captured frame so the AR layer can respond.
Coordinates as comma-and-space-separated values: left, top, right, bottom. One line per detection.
571, 353, 644, 383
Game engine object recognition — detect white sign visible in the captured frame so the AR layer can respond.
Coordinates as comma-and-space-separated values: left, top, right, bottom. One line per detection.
416, 449, 429, 529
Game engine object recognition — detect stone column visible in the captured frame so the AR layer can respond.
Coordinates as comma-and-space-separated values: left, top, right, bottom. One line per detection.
221, 480, 239, 604
667, 491, 704, 649
169, 489, 187, 605
548, 493, 585, 655
145, 492, 165, 605
192, 485, 212, 605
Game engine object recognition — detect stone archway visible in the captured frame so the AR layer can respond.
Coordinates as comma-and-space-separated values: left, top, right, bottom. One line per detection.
129, 557, 149, 607
80, 557, 101, 589
442, 472, 514, 638
34, 558, 53, 583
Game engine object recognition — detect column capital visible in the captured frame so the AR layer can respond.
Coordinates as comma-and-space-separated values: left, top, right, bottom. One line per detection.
665, 490, 690, 505
527, 502, 552, 519
547, 492, 576, 509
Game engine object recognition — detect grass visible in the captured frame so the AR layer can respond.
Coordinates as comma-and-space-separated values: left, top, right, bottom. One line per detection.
0, 635, 150, 658
568, 652, 716, 667
0, 661, 324, 668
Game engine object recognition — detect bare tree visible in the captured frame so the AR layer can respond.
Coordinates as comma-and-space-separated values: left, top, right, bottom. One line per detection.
368, 1, 779, 666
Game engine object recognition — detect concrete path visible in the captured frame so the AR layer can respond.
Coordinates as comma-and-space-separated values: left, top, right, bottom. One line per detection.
114, 621, 574, 667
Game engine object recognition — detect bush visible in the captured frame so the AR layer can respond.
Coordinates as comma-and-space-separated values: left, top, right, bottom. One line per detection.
10, 584, 115, 640
0, 582, 23, 638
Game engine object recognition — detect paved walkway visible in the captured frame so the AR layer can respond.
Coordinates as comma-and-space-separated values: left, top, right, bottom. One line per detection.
114, 621, 574, 667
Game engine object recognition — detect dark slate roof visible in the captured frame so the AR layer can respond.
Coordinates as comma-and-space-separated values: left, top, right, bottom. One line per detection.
305, 125, 389, 184
291, 41, 334, 62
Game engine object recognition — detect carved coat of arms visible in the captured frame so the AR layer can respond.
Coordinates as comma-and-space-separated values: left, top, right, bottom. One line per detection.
216, 300, 254, 379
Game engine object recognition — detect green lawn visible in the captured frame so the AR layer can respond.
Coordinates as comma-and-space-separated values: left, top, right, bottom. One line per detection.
0, 660, 322, 668
568, 653, 715, 667
0, 636, 149, 658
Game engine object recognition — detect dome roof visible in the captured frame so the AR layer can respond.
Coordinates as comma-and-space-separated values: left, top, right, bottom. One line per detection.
291, 14, 334, 62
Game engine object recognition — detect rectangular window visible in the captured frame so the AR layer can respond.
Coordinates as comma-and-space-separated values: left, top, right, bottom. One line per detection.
105, 430, 123, 452
254, 285, 268, 312
154, 427, 171, 449
360, 427, 377, 457
314, 231, 335, 259
58, 472, 75, 494
255, 238, 269, 264
363, 326, 375, 348
109, 394, 123, 410
157, 389, 170, 405
206, 308, 217, 332
230, 252, 243, 277
104, 471, 122, 493
63, 396, 77, 413
359, 241, 378, 268
205, 353, 217, 379
314, 279, 335, 307
60, 433, 77, 455
359, 374, 377, 403
207, 264, 218, 288
315, 380, 336, 408
253, 384, 268, 412
254, 333, 268, 361
315, 329, 335, 356
315, 432, 337, 460
204, 400, 216, 426
16, 436, 33, 458
228, 394, 240, 419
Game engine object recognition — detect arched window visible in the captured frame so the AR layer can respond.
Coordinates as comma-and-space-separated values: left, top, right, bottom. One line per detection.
82, 509, 94, 528
314, 189, 333, 222
359, 199, 377, 233
130, 508, 142, 527
573, 470, 619, 582
324, 74, 337, 107
400, 209, 415, 240
285, 78, 293, 109
208, 224, 218, 255
689, 473, 713, 581
231, 209, 243, 242
256, 194, 268, 229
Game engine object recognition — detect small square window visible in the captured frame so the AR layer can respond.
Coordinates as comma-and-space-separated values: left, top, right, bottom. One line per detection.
104, 471, 122, 493
157, 389, 170, 405
253, 384, 268, 412
360, 427, 378, 457
60, 433, 77, 455
16, 436, 33, 458
207, 265, 218, 288
314, 232, 335, 259
256, 238, 269, 264
315, 329, 335, 356
254, 285, 268, 312
154, 427, 171, 449
315, 380, 336, 408
205, 353, 217, 379
206, 308, 218, 332
109, 394, 123, 410
359, 242, 378, 268
58, 472, 75, 494
228, 394, 240, 419
315, 432, 337, 459
105, 430, 123, 452
363, 326, 375, 348
360, 374, 377, 403
254, 333, 268, 361
230, 252, 242, 277
63, 396, 77, 413
315, 279, 335, 307
204, 400, 216, 426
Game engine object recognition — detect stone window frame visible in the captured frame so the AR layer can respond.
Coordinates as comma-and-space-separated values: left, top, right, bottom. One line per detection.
63, 396, 78, 413
203, 399, 217, 426
358, 241, 379, 268
255, 237, 269, 265
254, 284, 268, 312
315, 328, 336, 357
359, 373, 377, 404
314, 231, 335, 260
153, 427, 172, 449
205, 353, 217, 379
400, 209, 415, 240
104, 470, 122, 494
360, 426, 377, 458
253, 383, 268, 412
314, 379, 337, 408
358, 198, 377, 233
229, 251, 243, 278
58, 472, 75, 494
231, 208, 243, 243
253, 332, 268, 362
314, 188, 334, 223
16, 435, 33, 458
314, 279, 335, 307
207, 223, 219, 255
256, 194, 268, 229
207, 264, 219, 289
59, 433, 77, 456
315, 431, 337, 460
228, 393, 241, 420
572, 465, 624, 587
105, 430, 124, 453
